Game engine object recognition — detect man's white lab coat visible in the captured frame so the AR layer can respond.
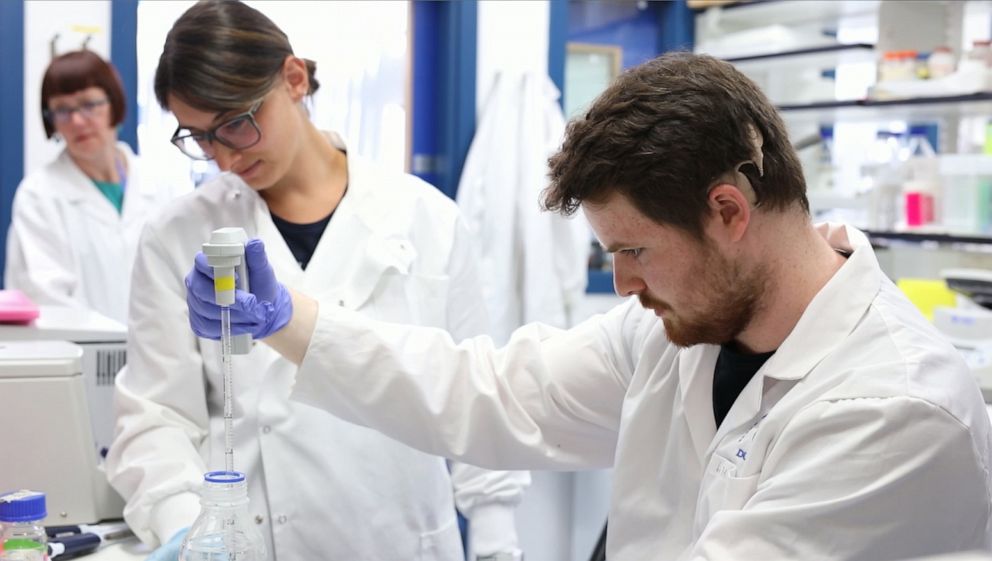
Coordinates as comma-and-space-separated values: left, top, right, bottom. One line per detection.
107, 133, 529, 560
291, 222, 992, 560
5, 143, 188, 323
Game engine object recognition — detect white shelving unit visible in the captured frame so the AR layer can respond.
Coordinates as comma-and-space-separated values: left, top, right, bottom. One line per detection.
695, 0, 992, 249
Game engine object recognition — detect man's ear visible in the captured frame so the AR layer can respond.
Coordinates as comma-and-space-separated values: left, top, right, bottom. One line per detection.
705, 183, 751, 243
281, 56, 310, 102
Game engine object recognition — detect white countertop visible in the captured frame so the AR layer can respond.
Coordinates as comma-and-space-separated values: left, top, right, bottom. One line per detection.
78, 539, 149, 561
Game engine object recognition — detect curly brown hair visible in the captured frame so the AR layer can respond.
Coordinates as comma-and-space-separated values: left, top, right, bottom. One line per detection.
545, 51, 808, 239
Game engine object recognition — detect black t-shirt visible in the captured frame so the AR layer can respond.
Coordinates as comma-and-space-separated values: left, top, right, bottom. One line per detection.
269, 211, 333, 270
712, 343, 775, 427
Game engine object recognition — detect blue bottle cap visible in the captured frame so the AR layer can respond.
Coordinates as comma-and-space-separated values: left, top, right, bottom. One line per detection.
0, 490, 46, 522
204, 471, 245, 484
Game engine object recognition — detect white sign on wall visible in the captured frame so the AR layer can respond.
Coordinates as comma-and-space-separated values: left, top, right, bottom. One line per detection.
23, 0, 111, 176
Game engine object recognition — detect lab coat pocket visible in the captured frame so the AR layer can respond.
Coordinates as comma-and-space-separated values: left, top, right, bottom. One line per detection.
417, 517, 464, 561
695, 454, 761, 533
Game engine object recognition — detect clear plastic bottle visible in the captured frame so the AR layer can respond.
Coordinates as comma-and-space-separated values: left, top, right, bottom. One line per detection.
180, 472, 265, 561
928, 46, 956, 79
864, 131, 910, 230
0, 490, 47, 561
816, 127, 836, 192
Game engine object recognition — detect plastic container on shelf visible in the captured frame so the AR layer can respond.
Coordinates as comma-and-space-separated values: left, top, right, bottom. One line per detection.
903, 134, 940, 228
938, 154, 992, 234
915, 52, 931, 80
928, 46, 956, 79
969, 39, 992, 67
863, 131, 909, 230
879, 51, 912, 82
180, 471, 265, 561
0, 491, 47, 561
814, 127, 837, 192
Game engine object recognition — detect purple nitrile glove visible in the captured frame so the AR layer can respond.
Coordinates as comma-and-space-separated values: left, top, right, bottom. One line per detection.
185, 238, 293, 340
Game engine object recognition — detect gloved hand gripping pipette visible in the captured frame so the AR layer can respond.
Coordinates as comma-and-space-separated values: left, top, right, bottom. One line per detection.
180, 229, 269, 561
201, 227, 253, 473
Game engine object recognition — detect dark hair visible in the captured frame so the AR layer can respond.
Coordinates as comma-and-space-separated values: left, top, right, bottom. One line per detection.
545, 51, 808, 239
40, 50, 126, 139
154, 0, 320, 112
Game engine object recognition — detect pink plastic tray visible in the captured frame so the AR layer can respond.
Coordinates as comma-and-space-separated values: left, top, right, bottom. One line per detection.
0, 290, 40, 324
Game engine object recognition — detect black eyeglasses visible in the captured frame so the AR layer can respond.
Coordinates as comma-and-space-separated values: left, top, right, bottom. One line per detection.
170, 99, 264, 161
44, 99, 109, 124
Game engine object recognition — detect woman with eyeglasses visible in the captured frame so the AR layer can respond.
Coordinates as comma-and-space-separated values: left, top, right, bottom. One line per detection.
106, 3, 528, 561
4, 50, 190, 323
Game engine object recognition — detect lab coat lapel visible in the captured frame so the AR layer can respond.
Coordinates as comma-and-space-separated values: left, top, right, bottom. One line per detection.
120, 144, 158, 228
292, 141, 414, 310
757, 223, 882, 384
54, 149, 121, 227
708, 223, 883, 450
678, 345, 720, 463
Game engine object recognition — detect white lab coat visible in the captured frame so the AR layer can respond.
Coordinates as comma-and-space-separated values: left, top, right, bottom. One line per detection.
292, 222, 992, 560
4, 143, 189, 324
456, 72, 590, 344
107, 132, 529, 560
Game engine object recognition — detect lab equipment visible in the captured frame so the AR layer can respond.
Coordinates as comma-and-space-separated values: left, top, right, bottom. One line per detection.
203, 228, 252, 473
46, 532, 99, 559
179, 472, 265, 561
0, 305, 126, 459
936, 269, 992, 400
0, 490, 48, 561
938, 155, 992, 234
202, 228, 253, 354
0, 340, 123, 525
45, 521, 133, 559
188, 239, 293, 341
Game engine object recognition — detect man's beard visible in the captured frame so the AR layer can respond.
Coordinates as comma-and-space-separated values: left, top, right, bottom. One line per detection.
641, 248, 768, 348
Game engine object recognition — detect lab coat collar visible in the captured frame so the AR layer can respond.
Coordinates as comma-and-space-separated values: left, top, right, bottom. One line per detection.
244, 131, 416, 310
759, 222, 881, 383
56, 142, 156, 223
682, 222, 882, 457
678, 345, 720, 462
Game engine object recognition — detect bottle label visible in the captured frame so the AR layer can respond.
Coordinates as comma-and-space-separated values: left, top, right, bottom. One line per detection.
0, 538, 46, 561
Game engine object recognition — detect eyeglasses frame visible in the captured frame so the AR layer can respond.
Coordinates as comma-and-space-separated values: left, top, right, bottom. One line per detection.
170, 99, 265, 161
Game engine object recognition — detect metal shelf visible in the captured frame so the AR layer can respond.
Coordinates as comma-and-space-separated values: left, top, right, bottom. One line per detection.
726, 42, 875, 66
778, 92, 992, 124
695, 0, 879, 32
865, 230, 992, 248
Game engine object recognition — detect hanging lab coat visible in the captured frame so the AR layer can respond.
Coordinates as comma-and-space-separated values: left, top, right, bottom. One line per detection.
291, 222, 992, 560
107, 132, 529, 560
4, 143, 189, 324
456, 72, 590, 344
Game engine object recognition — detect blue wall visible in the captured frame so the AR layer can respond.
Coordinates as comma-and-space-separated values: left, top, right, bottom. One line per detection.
0, 0, 25, 286
410, 0, 478, 200
568, 2, 663, 70
111, 0, 139, 153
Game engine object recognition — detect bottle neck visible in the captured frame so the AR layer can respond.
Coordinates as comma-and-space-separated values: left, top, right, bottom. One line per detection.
200, 479, 249, 508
